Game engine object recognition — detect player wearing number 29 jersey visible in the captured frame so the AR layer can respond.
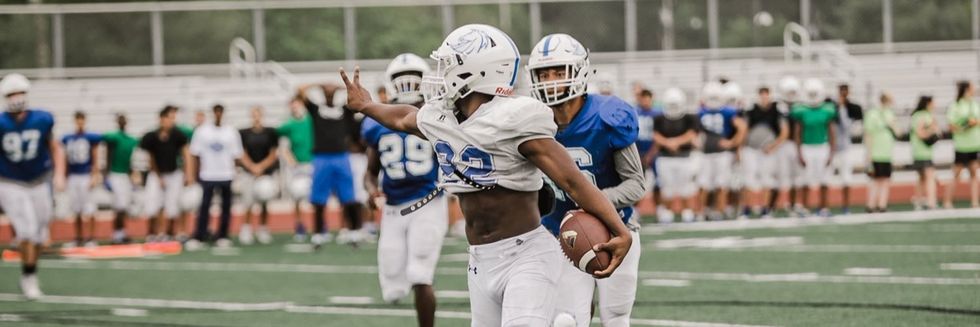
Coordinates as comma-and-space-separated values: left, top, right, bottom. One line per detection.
528, 33, 645, 327
341, 24, 632, 327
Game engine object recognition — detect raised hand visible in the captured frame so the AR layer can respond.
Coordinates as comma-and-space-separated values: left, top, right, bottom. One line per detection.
339, 66, 373, 112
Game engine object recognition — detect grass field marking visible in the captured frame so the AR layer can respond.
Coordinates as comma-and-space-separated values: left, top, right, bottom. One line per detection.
642, 208, 980, 233
641, 279, 692, 287
843, 268, 893, 276
110, 308, 148, 317
434, 290, 470, 298
940, 263, 980, 271
652, 236, 803, 249
0, 293, 292, 311
641, 271, 980, 286
282, 244, 315, 253
8, 260, 979, 286
627, 318, 778, 327
0, 314, 22, 322
327, 296, 374, 305
648, 243, 980, 253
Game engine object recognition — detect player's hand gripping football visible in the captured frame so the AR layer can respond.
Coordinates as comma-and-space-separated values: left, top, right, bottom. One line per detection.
339, 66, 373, 112
592, 231, 632, 279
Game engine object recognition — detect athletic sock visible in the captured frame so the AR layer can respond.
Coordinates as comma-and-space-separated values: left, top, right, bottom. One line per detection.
22, 264, 36, 275
313, 204, 326, 234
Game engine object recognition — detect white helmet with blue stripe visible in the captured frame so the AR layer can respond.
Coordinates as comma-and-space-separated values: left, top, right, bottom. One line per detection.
526, 33, 593, 106
385, 53, 431, 105
421, 24, 521, 108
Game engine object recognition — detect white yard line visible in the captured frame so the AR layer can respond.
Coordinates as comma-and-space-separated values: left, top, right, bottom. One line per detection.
641, 271, 980, 286
648, 243, 980, 253
843, 268, 893, 276
940, 263, 980, 271
4, 260, 975, 286
0, 293, 774, 327
642, 208, 980, 233
641, 279, 692, 287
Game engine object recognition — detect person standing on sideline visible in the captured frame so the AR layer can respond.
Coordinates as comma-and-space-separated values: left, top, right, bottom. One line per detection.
910, 96, 941, 210
864, 93, 898, 213
635, 89, 664, 217
140, 107, 194, 242
296, 83, 363, 249
944, 81, 980, 208
187, 104, 244, 249
791, 79, 836, 217
102, 113, 140, 244
238, 106, 279, 245
61, 111, 103, 247
278, 97, 315, 242
742, 87, 788, 218
833, 84, 863, 214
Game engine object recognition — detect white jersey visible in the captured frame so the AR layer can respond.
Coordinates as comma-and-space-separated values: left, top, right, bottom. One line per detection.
416, 96, 557, 194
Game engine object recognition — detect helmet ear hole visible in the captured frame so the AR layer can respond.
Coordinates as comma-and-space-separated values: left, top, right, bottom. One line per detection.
457, 73, 472, 80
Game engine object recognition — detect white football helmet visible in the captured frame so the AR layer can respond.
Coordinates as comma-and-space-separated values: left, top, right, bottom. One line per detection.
180, 184, 203, 212
722, 82, 743, 108
421, 24, 521, 108
526, 33, 594, 106
663, 87, 687, 119
802, 78, 825, 106
778, 76, 801, 103
701, 81, 725, 110
385, 53, 431, 105
0, 73, 30, 113
252, 175, 280, 202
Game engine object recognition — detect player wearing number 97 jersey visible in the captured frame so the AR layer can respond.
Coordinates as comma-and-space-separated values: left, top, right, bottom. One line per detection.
528, 33, 646, 327
0, 73, 67, 300
362, 53, 446, 327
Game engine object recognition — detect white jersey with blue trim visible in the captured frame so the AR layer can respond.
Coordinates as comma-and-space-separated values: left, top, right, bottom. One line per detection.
416, 96, 557, 194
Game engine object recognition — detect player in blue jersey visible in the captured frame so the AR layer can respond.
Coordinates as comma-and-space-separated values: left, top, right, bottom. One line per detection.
61, 111, 103, 248
635, 89, 667, 219
697, 81, 747, 220
0, 73, 67, 300
527, 34, 646, 327
362, 53, 445, 327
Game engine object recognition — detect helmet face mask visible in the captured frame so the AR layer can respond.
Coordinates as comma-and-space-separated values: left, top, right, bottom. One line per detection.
421, 24, 521, 109
526, 33, 592, 106
385, 53, 431, 105
663, 87, 687, 119
701, 81, 725, 110
1, 73, 31, 113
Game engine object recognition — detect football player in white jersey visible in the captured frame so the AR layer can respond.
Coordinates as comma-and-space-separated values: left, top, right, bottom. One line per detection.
776, 76, 808, 216
526, 33, 645, 327
363, 53, 446, 327
340, 24, 632, 327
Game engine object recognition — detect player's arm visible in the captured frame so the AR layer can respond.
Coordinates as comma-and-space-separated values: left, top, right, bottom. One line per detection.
257, 144, 279, 173
826, 122, 836, 166
730, 116, 748, 146
89, 139, 102, 186
769, 119, 790, 152
49, 134, 66, 192
794, 123, 805, 166
340, 67, 425, 138
364, 146, 383, 211
183, 145, 196, 185
520, 138, 632, 279
603, 144, 646, 208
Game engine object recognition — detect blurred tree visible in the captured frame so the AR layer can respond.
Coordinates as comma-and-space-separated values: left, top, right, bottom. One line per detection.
540, 1, 626, 52
356, 6, 443, 59
64, 12, 151, 66
163, 10, 252, 64
893, 0, 971, 42
266, 8, 345, 62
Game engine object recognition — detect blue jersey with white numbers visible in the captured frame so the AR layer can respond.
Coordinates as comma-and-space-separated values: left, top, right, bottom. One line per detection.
0, 110, 55, 183
634, 105, 661, 159
698, 107, 738, 137
361, 117, 439, 205
62, 132, 102, 175
542, 94, 638, 236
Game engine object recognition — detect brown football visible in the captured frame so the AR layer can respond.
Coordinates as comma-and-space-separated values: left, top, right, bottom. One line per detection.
558, 210, 611, 275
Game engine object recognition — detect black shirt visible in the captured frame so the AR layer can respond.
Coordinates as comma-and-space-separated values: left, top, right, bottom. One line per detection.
653, 114, 699, 157
240, 126, 279, 175
747, 103, 784, 135
306, 100, 358, 154
140, 127, 188, 173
